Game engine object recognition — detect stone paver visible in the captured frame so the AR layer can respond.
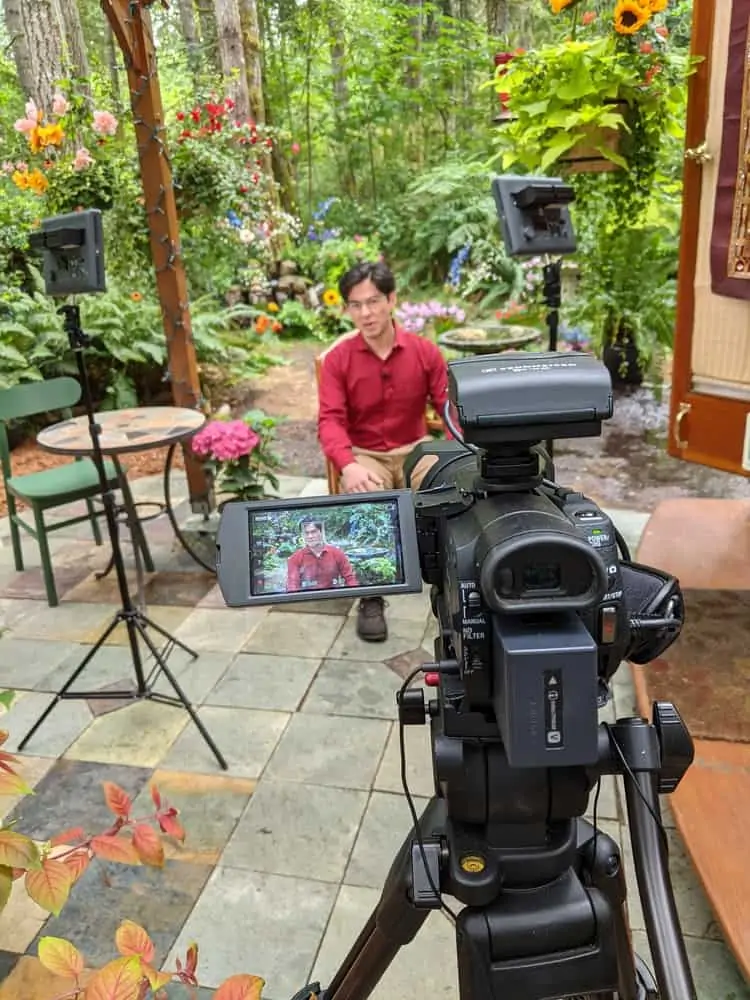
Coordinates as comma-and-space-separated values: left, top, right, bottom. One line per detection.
0, 479, 744, 998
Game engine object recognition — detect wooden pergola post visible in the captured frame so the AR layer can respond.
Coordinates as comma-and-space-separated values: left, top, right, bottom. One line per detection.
102, 0, 212, 513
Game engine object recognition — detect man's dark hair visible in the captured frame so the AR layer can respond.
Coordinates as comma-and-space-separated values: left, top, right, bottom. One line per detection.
338, 260, 395, 303
300, 518, 324, 533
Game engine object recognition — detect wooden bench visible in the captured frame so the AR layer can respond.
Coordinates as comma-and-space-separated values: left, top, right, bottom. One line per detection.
632, 498, 750, 980
314, 335, 442, 496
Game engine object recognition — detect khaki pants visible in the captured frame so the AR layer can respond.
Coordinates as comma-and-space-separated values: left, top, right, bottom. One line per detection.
341, 438, 438, 492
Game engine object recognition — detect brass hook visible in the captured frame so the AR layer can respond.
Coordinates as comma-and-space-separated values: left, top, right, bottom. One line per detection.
673, 401, 691, 450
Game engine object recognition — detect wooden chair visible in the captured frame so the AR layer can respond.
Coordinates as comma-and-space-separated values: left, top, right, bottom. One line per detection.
0, 377, 147, 607
315, 336, 443, 496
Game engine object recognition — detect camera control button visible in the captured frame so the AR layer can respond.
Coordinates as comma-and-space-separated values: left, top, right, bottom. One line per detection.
600, 606, 617, 645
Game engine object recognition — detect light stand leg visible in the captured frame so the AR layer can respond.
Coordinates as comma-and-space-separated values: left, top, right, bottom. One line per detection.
16, 305, 227, 770
543, 258, 563, 461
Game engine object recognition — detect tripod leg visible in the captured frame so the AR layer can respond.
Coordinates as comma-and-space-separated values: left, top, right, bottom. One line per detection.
135, 619, 227, 771
322, 798, 446, 1000
17, 614, 122, 752
624, 773, 697, 1000
140, 613, 198, 660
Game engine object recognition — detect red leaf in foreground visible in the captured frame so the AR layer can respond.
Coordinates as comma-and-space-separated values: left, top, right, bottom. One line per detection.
50, 827, 86, 848
215, 974, 266, 1000
115, 919, 155, 963
63, 849, 91, 883
132, 824, 164, 867
26, 859, 74, 915
37, 936, 84, 980
103, 781, 132, 819
158, 809, 185, 843
91, 835, 140, 866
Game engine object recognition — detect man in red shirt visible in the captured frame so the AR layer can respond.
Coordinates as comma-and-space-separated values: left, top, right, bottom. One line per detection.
317, 260, 449, 641
286, 519, 358, 592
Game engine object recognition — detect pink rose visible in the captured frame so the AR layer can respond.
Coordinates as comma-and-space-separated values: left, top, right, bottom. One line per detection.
73, 147, 94, 172
52, 92, 69, 117
14, 117, 37, 135
92, 110, 118, 137
291, 142, 300, 155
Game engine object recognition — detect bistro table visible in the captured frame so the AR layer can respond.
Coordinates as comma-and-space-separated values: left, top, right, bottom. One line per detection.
37, 406, 206, 584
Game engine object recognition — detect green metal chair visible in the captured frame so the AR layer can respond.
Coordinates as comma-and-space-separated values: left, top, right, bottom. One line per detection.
0, 377, 150, 607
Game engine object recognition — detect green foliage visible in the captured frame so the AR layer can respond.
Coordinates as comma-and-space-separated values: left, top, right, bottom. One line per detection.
294, 233, 382, 289
0, 283, 68, 389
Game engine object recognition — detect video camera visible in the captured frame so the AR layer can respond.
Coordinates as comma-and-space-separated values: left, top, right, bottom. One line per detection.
217, 352, 683, 772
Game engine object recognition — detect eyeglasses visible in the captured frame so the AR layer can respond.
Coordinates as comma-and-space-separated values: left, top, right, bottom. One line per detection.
346, 295, 387, 313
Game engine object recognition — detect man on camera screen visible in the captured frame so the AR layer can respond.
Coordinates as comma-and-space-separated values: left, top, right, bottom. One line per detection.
286, 518, 358, 592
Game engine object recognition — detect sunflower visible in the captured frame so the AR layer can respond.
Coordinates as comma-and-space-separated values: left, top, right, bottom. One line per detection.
550, 0, 576, 11
613, 0, 650, 34
646, 0, 667, 10
322, 288, 341, 307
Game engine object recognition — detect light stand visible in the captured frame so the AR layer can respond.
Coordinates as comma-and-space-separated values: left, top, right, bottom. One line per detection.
20, 212, 227, 769
492, 176, 579, 461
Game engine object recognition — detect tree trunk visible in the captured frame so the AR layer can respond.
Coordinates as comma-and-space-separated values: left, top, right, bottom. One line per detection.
404, 0, 422, 90
237, 0, 265, 123
3, 0, 35, 99
486, 0, 509, 36
214, 0, 251, 117
20, 0, 65, 112
195, 0, 220, 72
177, 0, 202, 90
58, 0, 91, 82
105, 24, 124, 113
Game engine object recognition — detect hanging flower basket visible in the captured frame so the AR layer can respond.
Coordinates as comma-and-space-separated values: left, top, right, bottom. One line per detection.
558, 99, 630, 174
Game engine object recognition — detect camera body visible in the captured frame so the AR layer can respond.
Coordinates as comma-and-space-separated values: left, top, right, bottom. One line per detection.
404, 352, 681, 770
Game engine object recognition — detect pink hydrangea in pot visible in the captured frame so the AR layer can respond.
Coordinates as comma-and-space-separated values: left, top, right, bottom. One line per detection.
192, 409, 282, 502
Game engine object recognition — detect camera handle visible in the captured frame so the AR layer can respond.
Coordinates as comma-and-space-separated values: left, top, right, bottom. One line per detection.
290, 703, 696, 1000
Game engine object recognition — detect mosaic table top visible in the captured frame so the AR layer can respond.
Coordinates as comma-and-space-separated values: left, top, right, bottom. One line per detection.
37, 406, 206, 457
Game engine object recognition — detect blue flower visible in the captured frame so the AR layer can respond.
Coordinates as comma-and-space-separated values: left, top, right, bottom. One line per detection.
312, 197, 337, 222
226, 210, 242, 229
448, 242, 471, 288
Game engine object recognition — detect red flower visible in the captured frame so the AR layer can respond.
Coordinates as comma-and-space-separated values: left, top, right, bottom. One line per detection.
655, 25, 669, 38
291, 142, 300, 155
252, 173, 259, 183
240, 184, 249, 193
176, 111, 186, 121
225, 97, 236, 110
640, 41, 653, 54
180, 129, 192, 139
265, 138, 273, 148
581, 11, 596, 25
250, 135, 258, 144
190, 108, 201, 123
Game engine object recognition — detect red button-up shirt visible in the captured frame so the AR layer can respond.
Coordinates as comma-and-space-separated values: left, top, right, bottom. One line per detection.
286, 544, 358, 591
318, 325, 449, 472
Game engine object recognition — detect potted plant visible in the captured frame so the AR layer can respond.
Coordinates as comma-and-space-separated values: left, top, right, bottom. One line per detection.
191, 408, 283, 503
565, 218, 677, 386
493, 0, 692, 204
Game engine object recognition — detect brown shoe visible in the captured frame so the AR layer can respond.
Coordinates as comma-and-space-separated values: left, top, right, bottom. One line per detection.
357, 597, 388, 642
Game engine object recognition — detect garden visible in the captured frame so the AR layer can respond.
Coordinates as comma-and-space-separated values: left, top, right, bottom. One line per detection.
0, 0, 694, 511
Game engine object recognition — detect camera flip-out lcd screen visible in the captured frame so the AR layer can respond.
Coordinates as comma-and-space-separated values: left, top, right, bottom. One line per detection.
216, 490, 423, 608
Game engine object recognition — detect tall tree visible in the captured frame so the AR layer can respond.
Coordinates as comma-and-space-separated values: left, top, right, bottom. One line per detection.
214, 0, 251, 117
195, 0, 220, 75
58, 0, 91, 82
19, 0, 65, 111
3, 0, 35, 98
177, 0, 202, 90
486, 0, 509, 36
237, 0, 265, 122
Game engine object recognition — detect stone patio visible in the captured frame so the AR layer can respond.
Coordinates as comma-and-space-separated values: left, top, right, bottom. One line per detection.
0, 473, 746, 999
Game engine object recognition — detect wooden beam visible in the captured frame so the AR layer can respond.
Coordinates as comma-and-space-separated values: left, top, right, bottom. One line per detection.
101, 0, 212, 512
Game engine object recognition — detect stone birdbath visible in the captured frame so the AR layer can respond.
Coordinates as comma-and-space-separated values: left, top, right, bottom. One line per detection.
438, 323, 544, 356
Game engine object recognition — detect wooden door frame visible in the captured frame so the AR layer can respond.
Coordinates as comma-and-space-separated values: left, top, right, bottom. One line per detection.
668, 0, 750, 475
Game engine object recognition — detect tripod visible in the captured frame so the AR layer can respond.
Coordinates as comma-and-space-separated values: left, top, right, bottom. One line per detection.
17, 305, 227, 771
291, 694, 697, 1000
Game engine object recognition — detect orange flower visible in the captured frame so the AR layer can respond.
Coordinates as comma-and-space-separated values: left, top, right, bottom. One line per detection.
272, 321, 282, 333
255, 315, 270, 334
582, 10, 596, 25
131, 292, 143, 302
